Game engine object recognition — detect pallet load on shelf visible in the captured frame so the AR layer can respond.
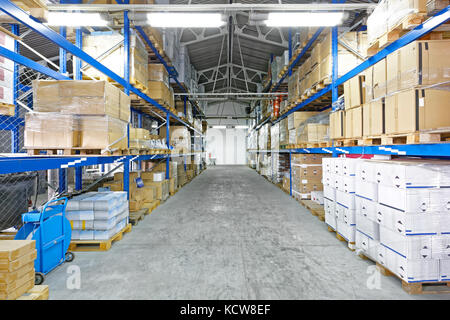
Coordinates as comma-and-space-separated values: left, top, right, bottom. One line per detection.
25, 80, 130, 154
367, 0, 429, 53
0, 240, 37, 300
336, 39, 450, 144
0, 29, 14, 116
129, 127, 168, 152
291, 154, 329, 200
66, 191, 129, 241
295, 113, 330, 146
160, 125, 191, 154
271, 153, 290, 185
141, 172, 169, 202
175, 100, 193, 123
287, 111, 318, 146
324, 157, 450, 286
147, 64, 174, 108
82, 31, 148, 90
426, 0, 450, 16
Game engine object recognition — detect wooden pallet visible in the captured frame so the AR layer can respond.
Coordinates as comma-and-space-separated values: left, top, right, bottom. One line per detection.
0, 231, 17, 240
359, 252, 450, 294
0, 103, 15, 116
68, 223, 132, 252
142, 200, 160, 214
327, 226, 355, 251
366, 13, 450, 55
16, 285, 49, 300
129, 208, 148, 226
300, 200, 325, 222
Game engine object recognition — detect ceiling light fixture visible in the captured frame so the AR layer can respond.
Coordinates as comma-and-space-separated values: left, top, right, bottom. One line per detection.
265, 12, 344, 27
47, 12, 108, 27
147, 13, 225, 28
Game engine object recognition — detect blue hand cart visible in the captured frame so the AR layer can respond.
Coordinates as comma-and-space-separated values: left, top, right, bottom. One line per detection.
15, 197, 74, 285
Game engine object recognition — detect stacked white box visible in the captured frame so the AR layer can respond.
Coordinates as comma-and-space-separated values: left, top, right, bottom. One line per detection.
0, 30, 14, 105
67, 191, 129, 241
322, 157, 361, 249
372, 160, 450, 283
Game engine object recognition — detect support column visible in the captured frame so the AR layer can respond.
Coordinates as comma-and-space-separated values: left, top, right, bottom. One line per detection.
124, 159, 130, 200
75, 167, 82, 191
166, 113, 170, 180
11, 24, 19, 153
289, 151, 292, 197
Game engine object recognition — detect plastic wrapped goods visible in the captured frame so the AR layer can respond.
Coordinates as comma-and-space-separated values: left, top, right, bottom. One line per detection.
82, 31, 148, 87
24, 113, 79, 149
32, 80, 130, 121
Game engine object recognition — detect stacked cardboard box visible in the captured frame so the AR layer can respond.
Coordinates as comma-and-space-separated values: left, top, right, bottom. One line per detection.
160, 125, 191, 154
0, 240, 36, 300
25, 80, 130, 151
295, 113, 330, 144
271, 153, 290, 184
67, 191, 129, 240
291, 154, 329, 200
82, 31, 148, 88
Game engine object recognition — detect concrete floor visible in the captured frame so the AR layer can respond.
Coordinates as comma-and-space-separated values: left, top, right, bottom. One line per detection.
46, 165, 449, 299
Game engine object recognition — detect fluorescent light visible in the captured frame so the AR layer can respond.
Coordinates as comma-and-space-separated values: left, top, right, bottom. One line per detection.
47, 12, 108, 27
265, 12, 344, 27
235, 125, 249, 129
147, 13, 225, 28
212, 125, 226, 129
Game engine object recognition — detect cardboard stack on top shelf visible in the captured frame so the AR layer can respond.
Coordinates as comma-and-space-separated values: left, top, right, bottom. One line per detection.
332, 39, 450, 142
25, 80, 130, 152
82, 31, 148, 88
295, 113, 330, 145
66, 191, 129, 240
291, 154, 329, 200
0, 30, 14, 114
367, 0, 428, 48
0, 240, 37, 300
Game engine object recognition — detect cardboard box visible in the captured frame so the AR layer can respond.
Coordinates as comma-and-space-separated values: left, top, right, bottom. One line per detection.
148, 64, 169, 85
384, 94, 398, 135
143, 180, 169, 200
396, 88, 450, 134
79, 115, 128, 150
24, 113, 79, 149
398, 40, 450, 91
364, 66, 374, 101
129, 128, 150, 140
33, 80, 121, 118
330, 110, 345, 139
344, 75, 366, 110
362, 100, 385, 137
296, 123, 329, 143
292, 153, 329, 164
372, 59, 387, 99
287, 112, 319, 130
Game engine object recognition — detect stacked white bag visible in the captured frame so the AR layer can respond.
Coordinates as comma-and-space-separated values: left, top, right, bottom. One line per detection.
66, 191, 129, 240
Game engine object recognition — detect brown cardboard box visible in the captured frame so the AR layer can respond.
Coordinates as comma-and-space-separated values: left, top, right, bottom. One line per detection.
398, 40, 450, 91
24, 113, 79, 149
330, 110, 345, 139
143, 180, 169, 200
141, 186, 156, 203
369, 100, 384, 136
397, 88, 450, 133
79, 115, 128, 150
148, 64, 169, 84
169, 177, 176, 193
296, 123, 329, 143
129, 199, 144, 212
344, 75, 366, 110
385, 94, 398, 134
279, 118, 289, 145
130, 128, 150, 140
291, 154, 329, 164
147, 81, 170, 102
345, 106, 363, 139
287, 112, 318, 130
386, 50, 400, 95
102, 181, 122, 192
119, 90, 131, 122
364, 66, 374, 101
373, 59, 387, 99
296, 166, 323, 179
33, 80, 121, 118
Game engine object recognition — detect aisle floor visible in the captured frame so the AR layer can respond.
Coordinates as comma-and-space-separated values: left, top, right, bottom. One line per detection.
47, 165, 449, 299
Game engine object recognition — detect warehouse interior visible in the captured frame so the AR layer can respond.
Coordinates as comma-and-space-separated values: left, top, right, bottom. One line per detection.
0, 0, 450, 301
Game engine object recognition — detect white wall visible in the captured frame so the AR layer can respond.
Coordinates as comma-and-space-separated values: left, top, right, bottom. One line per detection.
206, 128, 247, 165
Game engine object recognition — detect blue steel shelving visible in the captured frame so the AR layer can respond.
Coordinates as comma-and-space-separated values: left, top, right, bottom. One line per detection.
251, 5, 450, 158
249, 5, 450, 196
0, 0, 205, 199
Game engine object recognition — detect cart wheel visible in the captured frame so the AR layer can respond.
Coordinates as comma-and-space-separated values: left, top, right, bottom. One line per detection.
65, 251, 75, 262
35, 272, 44, 285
